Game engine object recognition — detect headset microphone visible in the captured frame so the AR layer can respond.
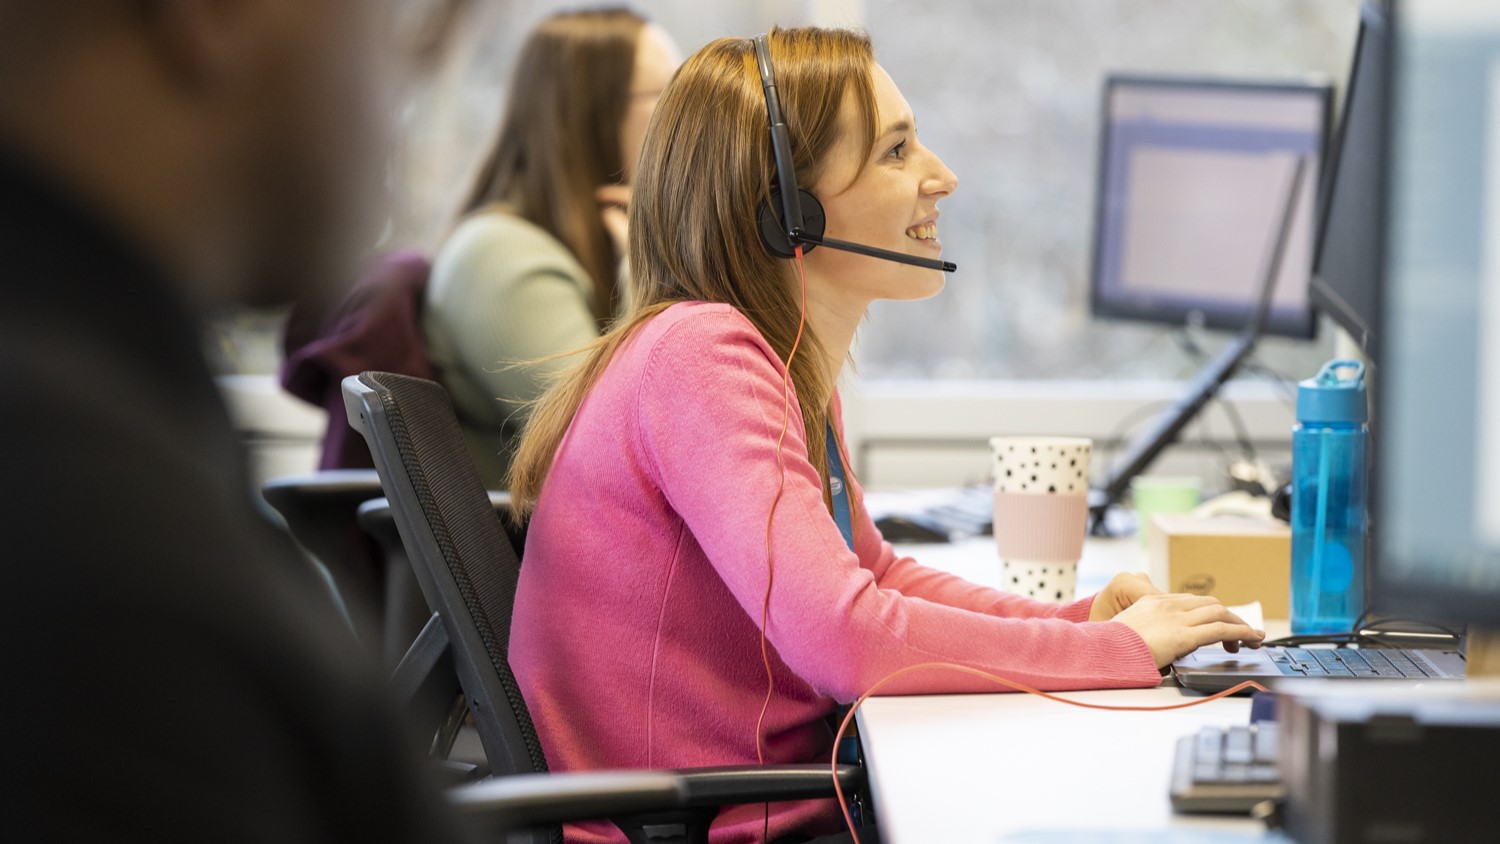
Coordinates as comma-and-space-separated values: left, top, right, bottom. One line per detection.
752, 34, 957, 274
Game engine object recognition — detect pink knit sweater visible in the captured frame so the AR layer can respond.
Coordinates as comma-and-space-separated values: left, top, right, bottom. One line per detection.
510, 302, 1161, 843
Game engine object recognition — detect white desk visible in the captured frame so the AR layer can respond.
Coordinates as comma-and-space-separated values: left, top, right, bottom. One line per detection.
858, 538, 1282, 842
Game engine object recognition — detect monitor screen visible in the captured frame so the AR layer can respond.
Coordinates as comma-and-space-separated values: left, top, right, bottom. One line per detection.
1375, 1, 1500, 625
1311, 1, 1388, 357
1089, 75, 1330, 338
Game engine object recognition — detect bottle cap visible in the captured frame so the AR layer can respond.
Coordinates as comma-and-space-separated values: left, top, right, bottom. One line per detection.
1296, 359, 1368, 424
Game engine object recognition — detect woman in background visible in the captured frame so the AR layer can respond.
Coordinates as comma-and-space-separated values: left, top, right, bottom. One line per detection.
507, 27, 1262, 844
425, 7, 680, 485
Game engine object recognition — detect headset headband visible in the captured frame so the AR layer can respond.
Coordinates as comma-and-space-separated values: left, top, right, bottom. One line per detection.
753, 34, 807, 246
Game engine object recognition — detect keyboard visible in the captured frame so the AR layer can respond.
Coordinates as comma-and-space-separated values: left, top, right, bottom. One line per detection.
1268, 647, 1436, 678
1169, 723, 1283, 814
867, 485, 993, 542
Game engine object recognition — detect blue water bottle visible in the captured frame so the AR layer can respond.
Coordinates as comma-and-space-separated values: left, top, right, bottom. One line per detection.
1290, 360, 1369, 635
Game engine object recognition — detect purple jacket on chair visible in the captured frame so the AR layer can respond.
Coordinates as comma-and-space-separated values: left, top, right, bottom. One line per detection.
281, 250, 435, 470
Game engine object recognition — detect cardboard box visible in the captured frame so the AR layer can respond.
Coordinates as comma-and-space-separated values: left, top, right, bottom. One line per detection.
1146, 513, 1291, 618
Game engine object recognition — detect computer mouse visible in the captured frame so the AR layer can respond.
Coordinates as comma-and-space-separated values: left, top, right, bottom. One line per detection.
872, 514, 951, 544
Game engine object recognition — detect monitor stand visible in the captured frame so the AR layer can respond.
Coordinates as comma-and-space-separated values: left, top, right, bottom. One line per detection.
1088, 333, 1260, 535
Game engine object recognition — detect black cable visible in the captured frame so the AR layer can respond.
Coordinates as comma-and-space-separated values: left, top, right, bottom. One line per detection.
1244, 353, 1300, 413
1357, 614, 1462, 640
1098, 399, 1175, 476
1261, 633, 1372, 648
1262, 616, 1462, 649
1215, 395, 1257, 463
1195, 418, 1239, 472
1173, 327, 1208, 362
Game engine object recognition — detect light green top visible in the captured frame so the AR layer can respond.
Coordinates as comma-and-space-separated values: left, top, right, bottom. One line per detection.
424, 211, 601, 488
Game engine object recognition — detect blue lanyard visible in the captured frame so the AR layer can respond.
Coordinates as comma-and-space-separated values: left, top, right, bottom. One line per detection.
826, 423, 854, 551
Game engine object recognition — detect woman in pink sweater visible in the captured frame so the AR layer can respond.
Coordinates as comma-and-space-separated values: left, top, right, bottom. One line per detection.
507, 27, 1264, 844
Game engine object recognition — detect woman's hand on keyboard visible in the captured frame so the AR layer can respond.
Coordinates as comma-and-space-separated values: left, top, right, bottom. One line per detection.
1110, 594, 1266, 669
1088, 571, 1162, 622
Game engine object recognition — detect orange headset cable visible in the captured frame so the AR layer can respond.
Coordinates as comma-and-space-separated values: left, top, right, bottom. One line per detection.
756, 244, 811, 767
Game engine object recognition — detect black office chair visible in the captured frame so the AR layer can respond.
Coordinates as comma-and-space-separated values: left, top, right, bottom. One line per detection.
261, 469, 386, 641
342, 371, 861, 844
357, 492, 519, 669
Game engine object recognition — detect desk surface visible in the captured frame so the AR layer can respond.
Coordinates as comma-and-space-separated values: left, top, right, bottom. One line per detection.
857, 687, 1261, 842
897, 535, 1154, 598
859, 537, 1281, 843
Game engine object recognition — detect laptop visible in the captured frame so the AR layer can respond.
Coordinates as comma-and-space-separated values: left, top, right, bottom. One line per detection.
1172, 640, 1466, 693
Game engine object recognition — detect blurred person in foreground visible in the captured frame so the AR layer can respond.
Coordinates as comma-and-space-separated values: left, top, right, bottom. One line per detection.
0, 2, 475, 840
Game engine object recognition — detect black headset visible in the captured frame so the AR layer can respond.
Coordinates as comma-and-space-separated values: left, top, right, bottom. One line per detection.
751, 33, 956, 273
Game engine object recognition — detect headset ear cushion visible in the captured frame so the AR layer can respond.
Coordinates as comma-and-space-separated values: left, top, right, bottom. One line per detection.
757, 188, 827, 259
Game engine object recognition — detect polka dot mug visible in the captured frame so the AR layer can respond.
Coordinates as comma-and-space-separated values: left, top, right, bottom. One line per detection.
989, 436, 1092, 602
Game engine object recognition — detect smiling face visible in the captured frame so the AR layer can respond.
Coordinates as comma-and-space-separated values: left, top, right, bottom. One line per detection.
802, 62, 957, 307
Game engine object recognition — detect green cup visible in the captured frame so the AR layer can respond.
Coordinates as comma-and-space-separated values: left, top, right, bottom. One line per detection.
1130, 475, 1202, 545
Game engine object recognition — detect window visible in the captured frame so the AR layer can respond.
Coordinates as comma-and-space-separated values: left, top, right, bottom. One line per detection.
212, 0, 1361, 389
856, 0, 1360, 381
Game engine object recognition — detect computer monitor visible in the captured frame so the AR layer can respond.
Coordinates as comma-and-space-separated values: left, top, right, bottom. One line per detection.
1090, 75, 1330, 339
1373, 0, 1500, 625
1310, 1, 1389, 358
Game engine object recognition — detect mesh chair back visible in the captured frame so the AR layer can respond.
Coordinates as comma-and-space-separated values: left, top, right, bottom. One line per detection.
341, 373, 551, 787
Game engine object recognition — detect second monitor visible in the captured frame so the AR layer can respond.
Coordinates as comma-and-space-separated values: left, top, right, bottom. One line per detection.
1090, 74, 1331, 338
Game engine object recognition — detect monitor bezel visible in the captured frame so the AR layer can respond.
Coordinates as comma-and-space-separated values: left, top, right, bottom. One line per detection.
1370, 0, 1500, 628
1309, 0, 1388, 360
1087, 72, 1332, 340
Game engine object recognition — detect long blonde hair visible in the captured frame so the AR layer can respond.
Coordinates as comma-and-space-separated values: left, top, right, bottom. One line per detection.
508, 27, 878, 516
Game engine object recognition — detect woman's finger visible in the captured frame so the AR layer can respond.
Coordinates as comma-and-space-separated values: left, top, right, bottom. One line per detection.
1200, 621, 1264, 650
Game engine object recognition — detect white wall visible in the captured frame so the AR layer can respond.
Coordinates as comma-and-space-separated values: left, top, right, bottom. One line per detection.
221, 373, 1296, 497
842, 379, 1294, 492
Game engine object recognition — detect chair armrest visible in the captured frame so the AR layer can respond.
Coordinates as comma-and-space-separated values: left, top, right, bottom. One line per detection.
450, 771, 687, 834
674, 763, 863, 807
356, 495, 507, 525
447, 764, 862, 833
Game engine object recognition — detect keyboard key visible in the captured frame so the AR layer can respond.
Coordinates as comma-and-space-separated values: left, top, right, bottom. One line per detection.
1252, 726, 1278, 762
1342, 652, 1374, 670
1221, 764, 1251, 783
1223, 728, 1253, 764
1403, 656, 1435, 677
1387, 655, 1429, 677
1196, 728, 1222, 764
1249, 764, 1280, 782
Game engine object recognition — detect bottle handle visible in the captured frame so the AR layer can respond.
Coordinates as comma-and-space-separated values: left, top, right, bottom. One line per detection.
1315, 359, 1365, 387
